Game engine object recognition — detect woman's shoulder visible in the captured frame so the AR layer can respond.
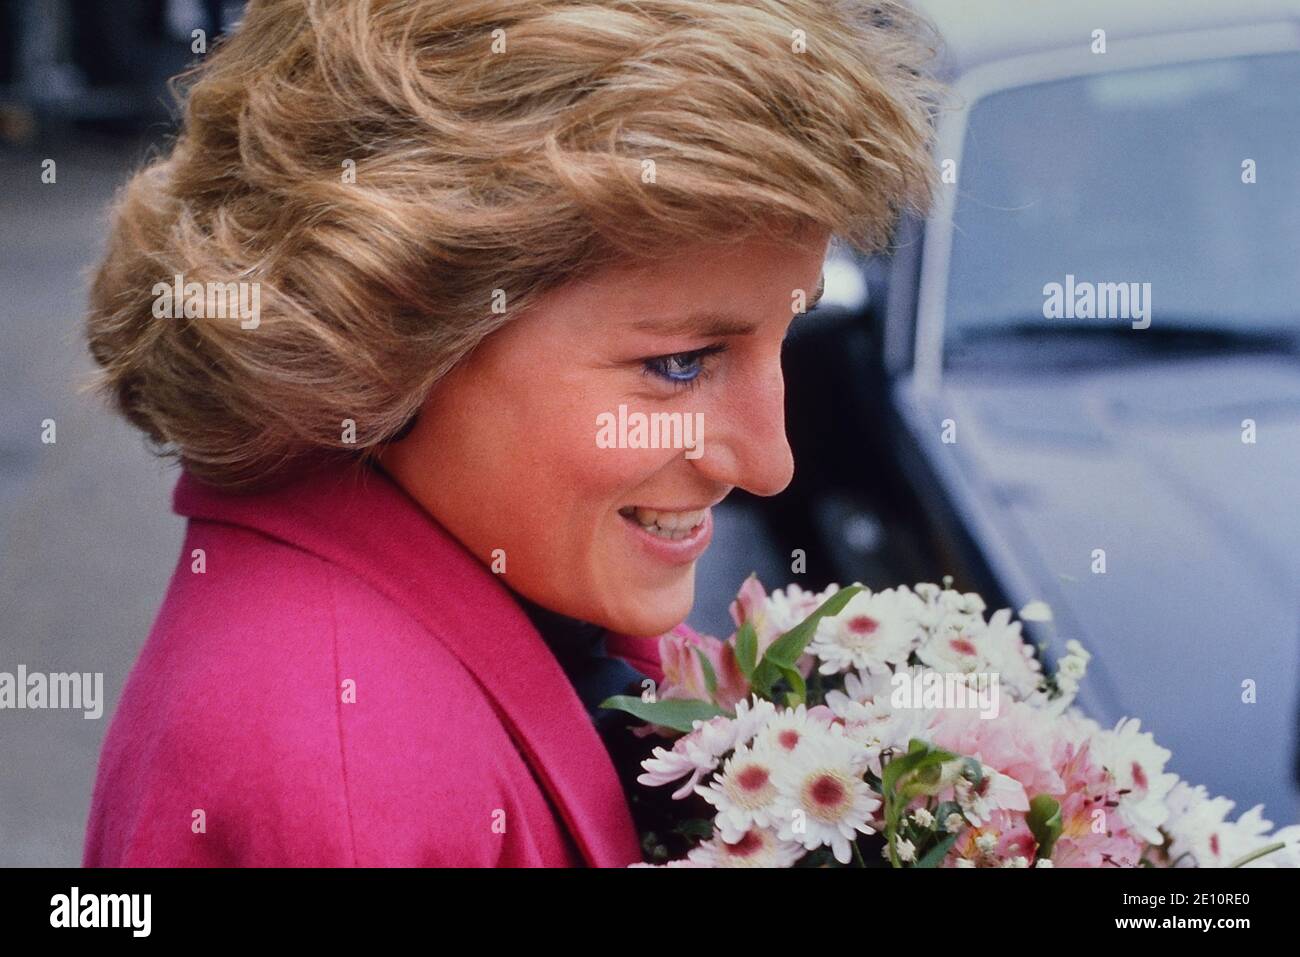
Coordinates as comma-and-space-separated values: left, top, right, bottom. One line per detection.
85, 521, 535, 866
146, 519, 484, 696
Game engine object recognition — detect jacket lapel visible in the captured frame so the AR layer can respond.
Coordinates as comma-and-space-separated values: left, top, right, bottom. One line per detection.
173, 462, 643, 867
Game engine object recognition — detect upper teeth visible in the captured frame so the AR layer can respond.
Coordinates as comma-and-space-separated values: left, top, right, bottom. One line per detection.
620, 505, 707, 536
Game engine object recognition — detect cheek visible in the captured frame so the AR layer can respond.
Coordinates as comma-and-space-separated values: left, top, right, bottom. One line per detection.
477, 393, 669, 540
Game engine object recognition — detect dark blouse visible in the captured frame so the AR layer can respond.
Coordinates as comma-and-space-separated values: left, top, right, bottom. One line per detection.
508, 591, 690, 856
511, 591, 649, 736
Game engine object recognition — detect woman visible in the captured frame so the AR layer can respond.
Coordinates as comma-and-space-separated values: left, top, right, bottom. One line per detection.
82, 0, 937, 866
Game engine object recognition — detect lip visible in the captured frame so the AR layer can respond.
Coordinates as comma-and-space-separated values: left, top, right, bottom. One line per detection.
619, 507, 714, 566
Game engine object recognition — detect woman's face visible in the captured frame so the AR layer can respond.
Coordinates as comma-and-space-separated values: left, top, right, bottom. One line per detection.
381, 229, 832, 636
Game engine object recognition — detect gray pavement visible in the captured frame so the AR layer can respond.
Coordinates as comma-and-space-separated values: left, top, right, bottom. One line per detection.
1, 134, 191, 867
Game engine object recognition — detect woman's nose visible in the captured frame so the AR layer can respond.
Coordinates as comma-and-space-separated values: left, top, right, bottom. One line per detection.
691, 358, 794, 498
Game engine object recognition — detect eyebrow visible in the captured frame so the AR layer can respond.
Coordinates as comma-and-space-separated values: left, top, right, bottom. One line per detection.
629, 272, 827, 338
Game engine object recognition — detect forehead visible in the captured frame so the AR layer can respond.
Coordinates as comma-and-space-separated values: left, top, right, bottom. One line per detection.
601, 232, 830, 295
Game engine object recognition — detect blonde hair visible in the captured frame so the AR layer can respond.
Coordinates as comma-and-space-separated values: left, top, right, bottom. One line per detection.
86, 0, 940, 488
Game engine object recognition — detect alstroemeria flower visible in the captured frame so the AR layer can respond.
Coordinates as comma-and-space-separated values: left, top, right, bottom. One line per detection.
657, 622, 748, 709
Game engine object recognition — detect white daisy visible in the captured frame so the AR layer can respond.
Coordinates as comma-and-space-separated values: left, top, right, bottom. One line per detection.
730, 694, 778, 750
810, 587, 925, 676
1163, 782, 1241, 866
749, 702, 830, 760
1163, 783, 1293, 867
763, 583, 840, 638
695, 745, 782, 843
1091, 718, 1178, 844
771, 728, 880, 864
684, 827, 806, 868
915, 609, 1042, 701
976, 608, 1044, 698
638, 713, 740, 800
827, 667, 937, 772
824, 667, 893, 721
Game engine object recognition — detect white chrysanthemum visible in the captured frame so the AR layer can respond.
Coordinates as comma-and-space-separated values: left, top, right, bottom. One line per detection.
628, 858, 707, 868
684, 827, 806, 868
826, 666, 937, 771
826, 670, 941, 774
1162, 783, 1295, 867
809, 587, 925, 676
1249, 824, 1300, 868
824, 667, 894, 720
913, 582, 985, 633
763, 583, 840, 637
638, 713, 739, 799
1091, 718, 1178, 844
730, 694, 778, 750
749, 702, 830, 760
915, 609, 1042, 701
771, 729, 880, 864
695, 745, 782, 843
976, 608, 1044, 697
1163, 782, 1246, 866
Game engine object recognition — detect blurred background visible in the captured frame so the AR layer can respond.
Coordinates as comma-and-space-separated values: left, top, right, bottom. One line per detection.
1, 0, 1298, 866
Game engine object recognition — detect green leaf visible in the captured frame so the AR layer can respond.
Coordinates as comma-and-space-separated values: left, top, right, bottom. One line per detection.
1026, 794, 1063, 862
914, 831, 960, 868
781, 666, 807, 707
749, 659, 779, 699
735, 621, 758, 679
761, 584, 864, 669
597, 694, 725, 733
671, 818, 716, 840
880, 740, 959, 867
694, 647, 719, 699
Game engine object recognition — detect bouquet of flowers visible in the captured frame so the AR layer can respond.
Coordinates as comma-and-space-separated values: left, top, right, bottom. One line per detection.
602, 575, 1300, 868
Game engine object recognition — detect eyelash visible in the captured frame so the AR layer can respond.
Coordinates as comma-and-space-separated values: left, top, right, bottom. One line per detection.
641, 344, 727, 392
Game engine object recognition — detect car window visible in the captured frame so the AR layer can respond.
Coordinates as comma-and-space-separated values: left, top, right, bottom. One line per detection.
944, 52, 1300, 348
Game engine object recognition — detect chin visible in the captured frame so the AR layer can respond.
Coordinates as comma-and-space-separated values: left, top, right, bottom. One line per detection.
602, 579, 696, 637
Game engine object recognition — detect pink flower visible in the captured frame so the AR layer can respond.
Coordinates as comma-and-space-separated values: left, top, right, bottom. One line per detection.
728, 574, 829, 679
927, 699, 1064, 798
1048, 740, 1145, 867
729, 574, 771, 638
658, 623, 748, 710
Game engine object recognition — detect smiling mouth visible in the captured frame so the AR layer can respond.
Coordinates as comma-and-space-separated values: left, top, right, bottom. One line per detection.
618, 504, 708, 541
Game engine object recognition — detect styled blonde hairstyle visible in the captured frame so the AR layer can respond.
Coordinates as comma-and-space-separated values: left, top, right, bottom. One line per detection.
87, 0, 939, 489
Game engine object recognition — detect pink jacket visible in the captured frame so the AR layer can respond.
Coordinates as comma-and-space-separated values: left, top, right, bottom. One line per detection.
83, 462, 664, 867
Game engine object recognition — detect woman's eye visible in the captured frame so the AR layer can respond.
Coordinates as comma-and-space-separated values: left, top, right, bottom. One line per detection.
642, 345, 726, 389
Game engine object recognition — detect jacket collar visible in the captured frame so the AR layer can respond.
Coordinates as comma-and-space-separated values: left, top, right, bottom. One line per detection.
173, 460, 644, 867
